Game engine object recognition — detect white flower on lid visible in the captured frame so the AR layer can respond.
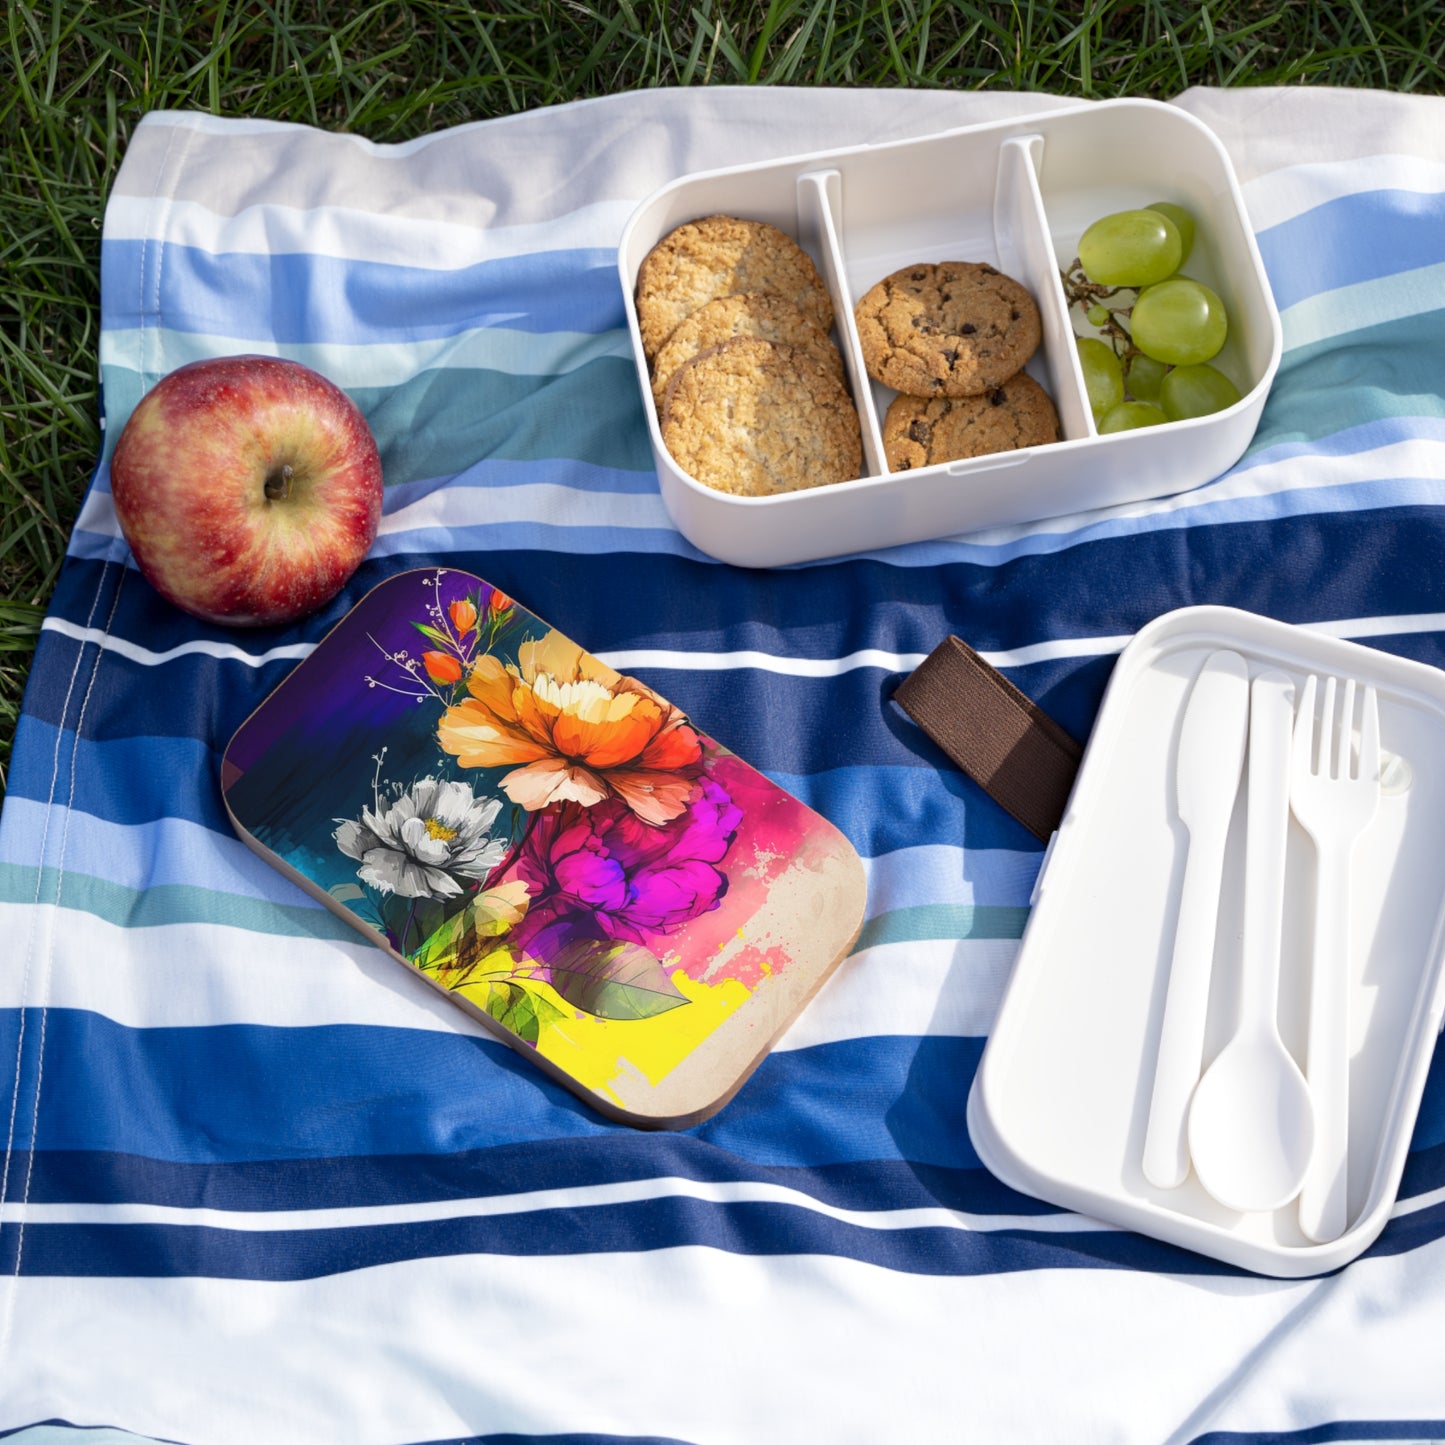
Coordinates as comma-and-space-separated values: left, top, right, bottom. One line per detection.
335, 776, 508, 900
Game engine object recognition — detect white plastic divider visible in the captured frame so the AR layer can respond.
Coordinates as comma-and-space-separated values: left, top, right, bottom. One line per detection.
801, 131, 1095, 485
993, 134, 1095, 444
796, 168, 887, 479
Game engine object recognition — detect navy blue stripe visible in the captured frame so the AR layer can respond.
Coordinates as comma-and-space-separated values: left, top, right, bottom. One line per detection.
25, 495, 1445, 847
32, 610, 1445, 806
1400, 1137, 1445, 1195
0, 1009, 987, 1172
1, 1198, 1239, 1281
1359, 1197, 1445, 1264
40, 552, 405, 663
38, 513, 1445, 724
100, 240, 625, 342
16, 1145, 1054, 1217
1414, 1045, 1445, 1154
419, 1436, 695, 1445
0, 1426, 686, 1445
1191, 1422, 1445, 1445
425, 1437, 695, 1445
6, 722, 231, 833
42, 510, 1445, 701
36, 1133, 1443, 1223
1255, 186, 1445, 311
26, 606, 935, 775
7, 1190, 1440, 1286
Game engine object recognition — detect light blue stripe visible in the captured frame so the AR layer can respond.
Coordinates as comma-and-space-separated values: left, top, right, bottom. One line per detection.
368, 522, 708, 562
100, 238, 624, 343
0, 862, 352, 940
373, 473, 1445, 571
100, 321, 635, 389
70, 467, 1445, 575
853, 904, 1028, 950
1242, 413, 1445, 469
64, 517, 703, 566
861, 844, 1040, 911
0, 797, 316, 904
381, 457, 665, 507
1255, 185, 1445, 311
88, 328, 1445, 576
813, 424, 1445, 571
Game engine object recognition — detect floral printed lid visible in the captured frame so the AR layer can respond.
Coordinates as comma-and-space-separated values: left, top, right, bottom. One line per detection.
222, 568, 866, 1127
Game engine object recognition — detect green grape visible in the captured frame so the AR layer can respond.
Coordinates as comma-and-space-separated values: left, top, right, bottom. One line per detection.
1077, 337, 1124, 419
1146, 202, 1196, 264
1077, 209, 1183, 288
1098, 401, 1168, 433
1130, 277, 1228, 366
1125, 353, 1168, 403
1086, 304, 1111, 327
1160, 363, 1242, 420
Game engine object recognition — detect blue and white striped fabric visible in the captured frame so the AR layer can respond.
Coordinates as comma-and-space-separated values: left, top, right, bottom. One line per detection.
3, 85, 1445, 1443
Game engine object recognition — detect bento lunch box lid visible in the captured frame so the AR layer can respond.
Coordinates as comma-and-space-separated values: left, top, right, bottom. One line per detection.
221, 568, 867, 1129
967, 605, 1445, 1277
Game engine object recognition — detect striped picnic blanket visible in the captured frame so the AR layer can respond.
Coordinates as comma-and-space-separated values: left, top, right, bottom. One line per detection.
3, 84, 1445, 1443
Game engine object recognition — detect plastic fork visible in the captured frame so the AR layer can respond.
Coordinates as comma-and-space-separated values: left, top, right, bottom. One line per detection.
1290, 674, 1381, 1243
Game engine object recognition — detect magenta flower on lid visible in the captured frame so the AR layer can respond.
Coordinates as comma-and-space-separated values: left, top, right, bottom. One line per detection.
510, 775, 742, 955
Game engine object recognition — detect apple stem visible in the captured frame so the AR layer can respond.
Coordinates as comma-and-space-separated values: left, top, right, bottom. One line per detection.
264, 463, 294, 502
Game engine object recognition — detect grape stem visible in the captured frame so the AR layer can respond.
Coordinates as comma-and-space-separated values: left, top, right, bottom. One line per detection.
1061, 258, 1139, 364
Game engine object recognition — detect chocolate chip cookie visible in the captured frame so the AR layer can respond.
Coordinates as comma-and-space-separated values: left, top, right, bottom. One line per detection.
854, 262, 1041, 397
882, 373, 1059, 471
636, 216, 835, 361
650, 291, 844, 410
660, 336, 861, 497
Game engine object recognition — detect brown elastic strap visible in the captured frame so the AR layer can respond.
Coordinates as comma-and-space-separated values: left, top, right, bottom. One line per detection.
893, 635, 1083, 843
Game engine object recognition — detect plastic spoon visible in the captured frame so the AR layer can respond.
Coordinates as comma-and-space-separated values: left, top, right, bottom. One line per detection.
1142, 649, 1251, 1190
1188, 668, 1316, 1213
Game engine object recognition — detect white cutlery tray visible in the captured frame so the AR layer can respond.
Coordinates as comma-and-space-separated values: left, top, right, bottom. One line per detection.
617, 99, 1282, 568
967, 606, 1445, 1276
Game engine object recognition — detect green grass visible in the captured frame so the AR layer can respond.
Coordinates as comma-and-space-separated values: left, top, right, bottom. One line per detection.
3, 0, 1444, 803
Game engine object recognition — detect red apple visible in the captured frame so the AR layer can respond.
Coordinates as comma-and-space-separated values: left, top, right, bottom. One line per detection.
110, 354, 384, 627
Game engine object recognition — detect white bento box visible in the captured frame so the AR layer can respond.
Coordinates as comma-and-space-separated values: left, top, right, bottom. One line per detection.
617, 98, 1282, 568
968, 607, 1445, 1277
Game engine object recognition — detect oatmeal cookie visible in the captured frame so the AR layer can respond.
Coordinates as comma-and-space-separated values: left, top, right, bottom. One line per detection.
882, 373, 1059, 471
636, 215, 835, 360
650, 291, 844, 410
660, 336, 861, 497
854, 261, 1041, 397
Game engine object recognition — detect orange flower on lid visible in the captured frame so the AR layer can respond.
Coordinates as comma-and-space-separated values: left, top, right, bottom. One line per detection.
488, 587, 513, 615
436, 629, 702, 825
422, 650, 464, 685
449, 597, 478, 636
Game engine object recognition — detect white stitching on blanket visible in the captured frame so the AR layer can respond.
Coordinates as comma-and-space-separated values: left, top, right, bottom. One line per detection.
0, 558, 114, 1366
0, 566, 129, 1366
0, 112, 195, 1379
